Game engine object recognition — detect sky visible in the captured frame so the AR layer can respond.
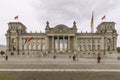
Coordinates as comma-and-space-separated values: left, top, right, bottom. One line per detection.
0, 0, 120, 46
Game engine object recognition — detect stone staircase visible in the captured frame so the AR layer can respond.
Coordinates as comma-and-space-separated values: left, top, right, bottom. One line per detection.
43, 52, 74, 59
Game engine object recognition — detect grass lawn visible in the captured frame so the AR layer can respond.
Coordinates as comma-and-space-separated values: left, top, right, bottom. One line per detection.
0, 71, 120, 80
0, 75, 19, 80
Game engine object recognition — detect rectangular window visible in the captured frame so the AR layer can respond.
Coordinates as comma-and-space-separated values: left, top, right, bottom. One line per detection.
93, 45, 95, 50
88, 39, 90, 43
98, 39, 100, 43
98, 45, 100, 50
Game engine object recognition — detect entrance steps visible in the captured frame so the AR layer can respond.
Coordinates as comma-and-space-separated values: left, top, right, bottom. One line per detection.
43, 53, 74, 58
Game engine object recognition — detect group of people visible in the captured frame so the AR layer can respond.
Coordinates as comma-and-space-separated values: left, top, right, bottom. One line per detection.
5, 54, 101, 63
72, 54, 101, 63
52, 54, 101, 63
72, 55, 78, 61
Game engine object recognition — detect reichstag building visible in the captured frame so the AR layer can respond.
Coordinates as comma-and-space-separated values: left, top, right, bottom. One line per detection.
6, 21, 118, 57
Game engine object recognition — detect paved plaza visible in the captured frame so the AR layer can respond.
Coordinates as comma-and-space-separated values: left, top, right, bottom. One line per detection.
0, 56, 120, 69
0, 57, 120, 80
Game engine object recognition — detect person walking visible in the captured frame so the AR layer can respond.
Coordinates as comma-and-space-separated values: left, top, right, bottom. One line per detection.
73, 55, 76, 61
5, 55, 8, 61
97, 54, 101, 63
53, 55, 56, 59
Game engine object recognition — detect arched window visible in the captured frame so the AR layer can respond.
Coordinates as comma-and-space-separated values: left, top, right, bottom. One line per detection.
12, 38, 16, 43
107, 38, 111, 43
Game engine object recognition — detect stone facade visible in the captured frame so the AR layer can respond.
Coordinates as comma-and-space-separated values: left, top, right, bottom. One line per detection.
6, 21, 118, 57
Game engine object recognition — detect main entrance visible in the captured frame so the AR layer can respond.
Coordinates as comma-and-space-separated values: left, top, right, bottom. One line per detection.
48, 36, 74, 53
55, 36, 68, 52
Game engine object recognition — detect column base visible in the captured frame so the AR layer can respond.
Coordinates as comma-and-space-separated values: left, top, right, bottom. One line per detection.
57, 50, 59, 53
51, 50, 54, 53
68, 49, 71, 53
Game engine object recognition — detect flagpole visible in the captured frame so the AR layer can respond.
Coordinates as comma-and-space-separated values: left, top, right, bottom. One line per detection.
92, 17, 94, 52
91, 11, 94, 52
105, 15, 106, 22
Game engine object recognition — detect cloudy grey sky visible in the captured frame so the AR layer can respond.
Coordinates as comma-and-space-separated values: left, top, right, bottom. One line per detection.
0, 0, 120, 46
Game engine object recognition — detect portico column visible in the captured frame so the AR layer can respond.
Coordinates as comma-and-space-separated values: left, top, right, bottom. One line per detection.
52, 36, 54, 52
68, 36, 70, 51
57, 36, 60, 51
63, 36, 65, 51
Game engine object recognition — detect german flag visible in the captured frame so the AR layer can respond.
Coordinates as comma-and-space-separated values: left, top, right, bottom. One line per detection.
28, 37, 33, 43
101, 15, 105, 20
90, 12, 94, 33
14, 15, 18, 20
90, 12, 94, 28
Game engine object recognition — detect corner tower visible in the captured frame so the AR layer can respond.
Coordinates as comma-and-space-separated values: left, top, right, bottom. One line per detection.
96, 22, 118, 54
6, 22, 26, 56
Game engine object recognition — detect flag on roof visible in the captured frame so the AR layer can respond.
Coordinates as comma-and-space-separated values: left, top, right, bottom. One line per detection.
101, 15, 106, 20
90, 12, 94, 30
14, 16, 18, 20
